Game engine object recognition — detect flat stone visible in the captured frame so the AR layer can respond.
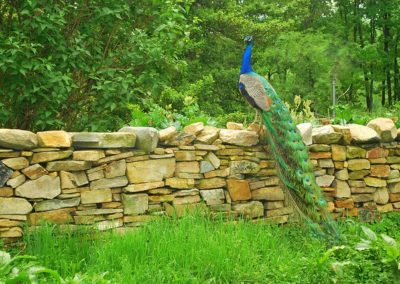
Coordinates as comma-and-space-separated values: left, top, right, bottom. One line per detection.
37, 131, 71, 148
175, 151, 196, 161
175, 173, 204, 179
173, 189, 199, 197
0, 197, 33, 214
198, 178, 226, 189
122, 193, 148, 215
72, 132, 136, 148
124, 181, 164, 193
159, 126, 177, 142
335, 199, 354, 208
35, 197, 80, 212
318, 159, 334, 168
367, 118, 397, 142
2, 157, 29, 170
252, 186, 284, 201
104, 159, 126, 178
165, 132, 195, 146
47, 161, 91, 172
176, 162, 200, 173
0, 129, 38, 150
332, 145, 346, 161
200, 188, 225, 205
377, 203, 393, 213
232, 201, 264, 218
347, 124, 380, 143
389, 170, 400, 179
90, 176, 128, 190
31, 150, 73, 164
196, 126, 220, 144
226, 179, 251, 201
348, 170, 370, 179
312, 125, 343, 144
219, 129, 258, 147
165, 178, 195, 189
15, 175, 61, 199
22, 164, 48, 180
316, 175, 335, 187
347, 159, 370, 171
81, 189, 112, 204
370, 165, 391, 177
173, 195, 201, 205
296, 123, 312, 146
387, 156, 400, 164
205, 152, 220, 169
127, 159, 175, 183
28, 208, 74, 225
75, 208, 123, 216
119, 127, 159, 153
373, 188, 389, 205
266, 207, 293, 218
366, 147, 388, 159
184, 122, 204, 135
6, 174, 25, 188
0, 187, 13, 197
335, 169, 349, 180
364, 177, 387, 187
164, 202, 207, 217
388, 182, 400, 193
73, 150, 105, 161
348, 180, 366, 188
229, 160, 260, 175
332, 125, 352, 144
264, 201, 284, 210
335, 180, 350, 198
204, 168, 230, 178
60, 171, 88, 189
308, 144, 331, 152
352, 194, 373, 202
148, 195, 175, 203
310, 152, 331, 159
0, 227, 23, 238
0, 219, 22, 227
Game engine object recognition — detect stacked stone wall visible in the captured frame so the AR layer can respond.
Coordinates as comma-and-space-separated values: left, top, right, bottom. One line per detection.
0, 119, 399, 242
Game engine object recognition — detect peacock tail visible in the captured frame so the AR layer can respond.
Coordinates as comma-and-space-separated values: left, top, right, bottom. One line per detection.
238, 36, 339, 240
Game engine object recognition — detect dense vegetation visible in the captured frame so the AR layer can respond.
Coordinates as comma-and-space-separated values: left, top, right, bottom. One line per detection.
1, 0, 400, 131
1, 213, 400, 283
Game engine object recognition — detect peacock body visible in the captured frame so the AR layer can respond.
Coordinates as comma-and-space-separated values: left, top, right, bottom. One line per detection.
239, 36, 338, 238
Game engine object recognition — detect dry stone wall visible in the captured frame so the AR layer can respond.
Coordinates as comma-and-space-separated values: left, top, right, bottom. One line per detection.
0, 119, 399, 242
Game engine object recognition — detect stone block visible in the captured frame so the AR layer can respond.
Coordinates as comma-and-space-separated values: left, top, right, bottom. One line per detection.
364, 177, 386, 187
119, 127, 159, 153
296, 123, 312, 146
72, 132, 136, 148
0, 197, 32, 214
124, 181, 164, 193
37, 131, 71, 148
232, 201, 264, 218
200, 188, 225, 205
312, 125, 342, 144
173, 195, 201, 205
347, 124, 380, 143
335, 180, 350, 198
47, 161, 91, 172
6, 174, 25, 188
184, 122, 204, 135
332, 145, 346, 161
28, 208, 74, 225
31, 150, 73, 164
198, 178, 226, 189
60, 171, 88, 189
90, 176, 128, 190
367, 118, 397, 142
316, 175, 335, 187
347, 159, 370, 171
229, 160, 260, 175
195, 126, 220, 144
104, 159, 126, 178
81, 189, 112, 204
227, 179, 251, 201
373, 188, 389, 205
219, 129, 258, 147
15, 175, 61, 199
252, 186, 284, 201
159, 126, 177, 142
122, 193, 148, 215
22, 164, 48, 180
370, 165, 391, 178
35, 197, 80, 212
73, 150, 105, 161
0, 129, 38, 150
165, 178, 195, 189
127, 159, 175, 183
176, 162, 200, 173
2, 157, 29, 170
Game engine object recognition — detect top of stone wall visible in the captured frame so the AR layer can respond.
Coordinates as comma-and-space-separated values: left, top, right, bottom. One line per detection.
0, 118, 399, 151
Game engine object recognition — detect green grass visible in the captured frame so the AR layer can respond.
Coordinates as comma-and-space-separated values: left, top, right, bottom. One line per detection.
4, 213, 400, 283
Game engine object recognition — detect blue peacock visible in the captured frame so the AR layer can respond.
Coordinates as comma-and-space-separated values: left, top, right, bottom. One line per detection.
239, 36, 338, 238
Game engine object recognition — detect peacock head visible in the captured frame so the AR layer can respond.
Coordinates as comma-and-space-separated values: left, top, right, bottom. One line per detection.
244, 35, 253, 45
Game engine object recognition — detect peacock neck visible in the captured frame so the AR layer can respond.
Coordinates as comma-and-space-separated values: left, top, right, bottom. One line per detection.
240, 43, 253, 74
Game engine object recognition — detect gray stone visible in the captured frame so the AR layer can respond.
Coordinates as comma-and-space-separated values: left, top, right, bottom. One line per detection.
72, 132, 136, 148
200, 188, 225, 205
367, 118, 397, 142
205, 152, 220, 169
122, 193, 148, 215
0, 197, 33, 214
312, 125, 343, 144
219, 129, 258, 147
119, 127, 158, 153
75, 208, 123, 216
35, 197, 80, 212
46, 161, 91, 172
31, 150, 73, 164
15, 175, 61, 199
296, 123, 312, 146
0, 162, 13, 187
0, 129, 38, 150
90, 176, 128, 190
316, 175, 335, 187
173, 189, 199, 197
200, 161, 214, 173
104, 159, 126, 178
232, 201, 264, 218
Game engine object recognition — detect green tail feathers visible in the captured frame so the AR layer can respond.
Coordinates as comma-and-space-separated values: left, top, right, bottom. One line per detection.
259, 78, 339, 240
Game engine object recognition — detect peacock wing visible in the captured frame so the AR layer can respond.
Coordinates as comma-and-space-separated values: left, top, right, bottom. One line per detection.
239, 74, 272, 111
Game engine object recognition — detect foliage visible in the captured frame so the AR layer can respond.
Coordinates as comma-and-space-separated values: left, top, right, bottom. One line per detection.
284, 95, 316, 124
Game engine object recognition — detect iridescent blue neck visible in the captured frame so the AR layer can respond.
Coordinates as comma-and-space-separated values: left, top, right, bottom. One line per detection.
240, 43, 253, 74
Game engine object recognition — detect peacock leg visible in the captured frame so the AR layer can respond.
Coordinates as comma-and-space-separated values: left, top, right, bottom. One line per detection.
252, 110, 259, 124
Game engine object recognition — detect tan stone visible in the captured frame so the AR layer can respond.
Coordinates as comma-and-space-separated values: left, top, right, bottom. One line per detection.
173, 189, 199, 197
198, 178, 226, 189
296, 123, 312, 146
74, 215, 105, 225
22, 164, 48, 180
226, 179, 251, 201
335, 180, 350, 198
229, 160, 259, 174
348, 170, 370, 180
195, 126, 220, 144
318, 159, 334, 168
310, 152, 332, 159
389, 193, 400, 202
377, 203, 393, 213
16, 175, 61, 199
263, 201, 284, 210
370, 165, 391, 178
331, 145, 346, 161
148, 195, 175, 203
81, 189, 112, 204
176, 162, 200, 173
75, 208, 123, 215
335, 169, 349, 181
252, 186, 284, 201
332, 125, 352, 144
366, 147, 388, 159
316, 175, 335, 187
388, 156, 400, 164
60, 171, 88, 189
124, 181, 165, 193
127, 158, 175, 183
175, 151, 196, 161
72, 132, 136, 148
373, 188, 389, 205
73, 150, 105, 161
364, 177, 387, 187
90, 176, 128, 190
347, 159, 370, 171
6, 174, 26, 188
159, 126, 177, 142
37, 131, 71, 147
0, 219, 22, 227
266, 207, 293, 218
367, 118, 397, 142
388, 182, 400, 193
347, 124, 380, 143
335, 198, 354, 208
104, 159, 126, 178
346, 146, 366, 159
0, 129, 38, 150
173, 195, 201, 205
122, 193, 148, 215
232, 201, 264, 218
370, 158, 387, 164
352, 194, 373, 202
0, 227, 23, 238
0, 197, 32, 214
98, 152, 134, 164
165, 178, 194, 189
199, 188, 225, 205
47, 161, 91, 172
309, 144, 331, 152
0, 187, 13, 197
28, 208, 74, 225
164, 202, 207, 217
219, 129, 258, 147
184, 122, 204, 135
2, 157, 29, 170
87, 170, 104, 181
312, 125, 343, 144
31, 150, 73, 164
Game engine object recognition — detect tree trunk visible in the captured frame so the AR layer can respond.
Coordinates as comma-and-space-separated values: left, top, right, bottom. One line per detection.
394, 33, 399, 102
383, 11, 392, 105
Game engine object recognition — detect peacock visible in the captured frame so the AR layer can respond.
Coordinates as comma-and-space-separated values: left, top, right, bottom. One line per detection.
238, 36, 339, 239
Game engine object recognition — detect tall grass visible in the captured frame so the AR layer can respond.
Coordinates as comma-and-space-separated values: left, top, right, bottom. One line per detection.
22, 214, 332, 283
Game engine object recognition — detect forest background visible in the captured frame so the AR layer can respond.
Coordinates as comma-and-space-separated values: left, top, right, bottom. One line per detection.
1, 0, 399, 131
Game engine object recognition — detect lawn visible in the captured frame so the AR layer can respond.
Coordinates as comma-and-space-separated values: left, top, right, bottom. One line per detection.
2, 213, 400, 283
